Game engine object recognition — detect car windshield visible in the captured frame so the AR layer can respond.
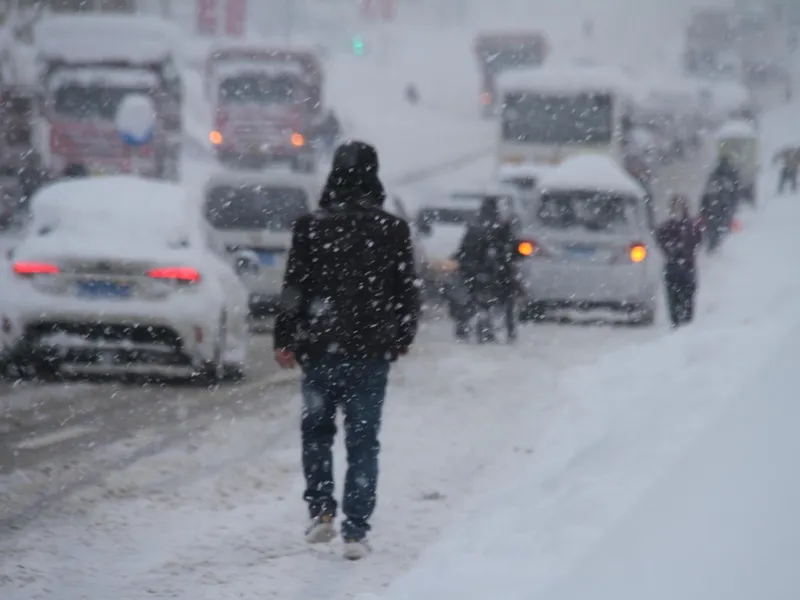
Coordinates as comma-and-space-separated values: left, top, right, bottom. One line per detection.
51, 84, 154, 120
219, 73, 297, 104
479, 44, 542, 74
537, 191, 633, 232
417, 207, 477, 230
205, 184, 309, 230
502, 92, 613, 144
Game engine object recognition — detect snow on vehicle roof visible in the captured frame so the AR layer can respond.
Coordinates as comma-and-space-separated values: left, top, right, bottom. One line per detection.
34, 15, 177, 64
47, 68, 159, 90
695, 79, 752, 111
716, 119, 757, 139
204, 170, 322, 195
538, 155, 644, 197
29, 177, 197, 246
495, 163, 554, 180
208, 38, 321, 59
497, 65, 634, 95
212, 60, 307, 80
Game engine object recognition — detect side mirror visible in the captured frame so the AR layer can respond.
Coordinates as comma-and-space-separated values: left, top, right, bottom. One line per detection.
232, 249, 261, 278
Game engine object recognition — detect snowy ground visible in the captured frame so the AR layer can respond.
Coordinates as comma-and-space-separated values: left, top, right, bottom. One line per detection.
1, 10, 794, 600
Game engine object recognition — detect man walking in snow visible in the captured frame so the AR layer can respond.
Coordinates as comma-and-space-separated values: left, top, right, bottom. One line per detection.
273, 140, 420, 560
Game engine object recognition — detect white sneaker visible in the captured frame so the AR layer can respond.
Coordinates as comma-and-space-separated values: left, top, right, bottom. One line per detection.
343, 538, 372, 560
305, 514, 336, 544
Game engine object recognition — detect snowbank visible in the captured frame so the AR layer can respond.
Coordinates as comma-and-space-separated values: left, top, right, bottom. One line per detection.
378, 148, 800, 599
536, 325, 800, 600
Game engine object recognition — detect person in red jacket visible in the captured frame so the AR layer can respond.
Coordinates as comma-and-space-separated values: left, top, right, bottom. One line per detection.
657, 195, 703, 328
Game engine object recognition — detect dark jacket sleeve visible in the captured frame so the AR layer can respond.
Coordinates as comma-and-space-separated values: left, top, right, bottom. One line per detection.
273, 217, 311, 351
393, 219, 420, 351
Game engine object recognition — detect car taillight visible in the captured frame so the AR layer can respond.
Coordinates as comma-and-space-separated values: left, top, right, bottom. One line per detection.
209, 130, 223, 145
291, 132, 305, 147
14, 261, 60, 276
147, 267, 201, 283
517, 240, 545, 257
629, 243, 647, 263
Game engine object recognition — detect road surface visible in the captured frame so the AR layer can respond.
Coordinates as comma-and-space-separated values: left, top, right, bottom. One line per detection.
0, 141, 715, 537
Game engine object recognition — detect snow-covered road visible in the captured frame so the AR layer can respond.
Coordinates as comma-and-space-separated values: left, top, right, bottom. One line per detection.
1, 11, 792, 600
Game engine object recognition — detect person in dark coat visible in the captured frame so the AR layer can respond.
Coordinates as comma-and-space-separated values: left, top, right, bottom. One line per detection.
273, 140, 419, 560
657, 195, 703, 328
455, 196, 518, 343
700, 156, 742, 252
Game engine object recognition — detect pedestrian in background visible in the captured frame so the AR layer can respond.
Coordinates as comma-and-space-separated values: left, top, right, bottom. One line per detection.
657, 195, 703, 328
273, 140, 419, 560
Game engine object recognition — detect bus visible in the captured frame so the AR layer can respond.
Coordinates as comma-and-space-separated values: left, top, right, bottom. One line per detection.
496, 65, 636, 167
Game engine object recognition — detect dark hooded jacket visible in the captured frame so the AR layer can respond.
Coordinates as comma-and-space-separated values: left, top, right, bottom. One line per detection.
273, 141, 419, 362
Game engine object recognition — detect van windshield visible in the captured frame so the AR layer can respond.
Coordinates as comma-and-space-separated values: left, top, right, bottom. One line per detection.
502, 92, 613, 144
537, 191, 633, 232
206, 184, 309, 230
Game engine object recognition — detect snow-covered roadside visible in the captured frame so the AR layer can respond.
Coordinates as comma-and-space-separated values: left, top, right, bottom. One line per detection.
373, 120, 800, 600
536, 323, 800, 600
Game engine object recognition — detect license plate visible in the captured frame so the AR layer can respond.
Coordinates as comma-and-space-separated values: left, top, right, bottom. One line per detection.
77, 281, 131, 298
566, 246, 597, 259
255, 251, 276, 266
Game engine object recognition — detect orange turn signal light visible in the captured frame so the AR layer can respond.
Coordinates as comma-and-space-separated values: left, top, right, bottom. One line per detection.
518, 241, 536, 256
291, 132, 305, 147
209, 130, 223, 145
629, 243, 647, 263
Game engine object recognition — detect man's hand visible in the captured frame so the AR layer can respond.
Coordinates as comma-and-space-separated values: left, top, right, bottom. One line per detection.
275, 348, 297, 369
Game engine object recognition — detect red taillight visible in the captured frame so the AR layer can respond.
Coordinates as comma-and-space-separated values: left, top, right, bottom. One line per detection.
147, 267, 201, 283
13, 261, 60, 276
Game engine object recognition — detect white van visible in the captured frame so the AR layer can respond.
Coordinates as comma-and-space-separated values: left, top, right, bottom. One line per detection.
516, 154, 658, 324
203, 170, 321, 316
496, 65, 636, 167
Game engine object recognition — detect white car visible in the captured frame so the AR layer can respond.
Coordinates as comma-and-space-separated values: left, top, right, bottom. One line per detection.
202, 170, 321, 316
1, 176, 251, 380
516, 155, 659, 324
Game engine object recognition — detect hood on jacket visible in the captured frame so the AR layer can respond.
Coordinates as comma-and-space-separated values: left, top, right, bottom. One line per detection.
320, 140, 386, 208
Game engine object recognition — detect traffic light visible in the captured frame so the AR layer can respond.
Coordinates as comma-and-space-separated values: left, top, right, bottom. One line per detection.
352, 34, 365, 55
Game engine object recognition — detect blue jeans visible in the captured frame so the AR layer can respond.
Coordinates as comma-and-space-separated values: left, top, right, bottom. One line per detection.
301, 358, 390, 540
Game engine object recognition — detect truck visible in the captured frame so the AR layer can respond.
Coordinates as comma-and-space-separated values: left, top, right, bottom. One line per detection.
205, 42, 340, 172
473, 31, 549, 118
31, 15, 183, 180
